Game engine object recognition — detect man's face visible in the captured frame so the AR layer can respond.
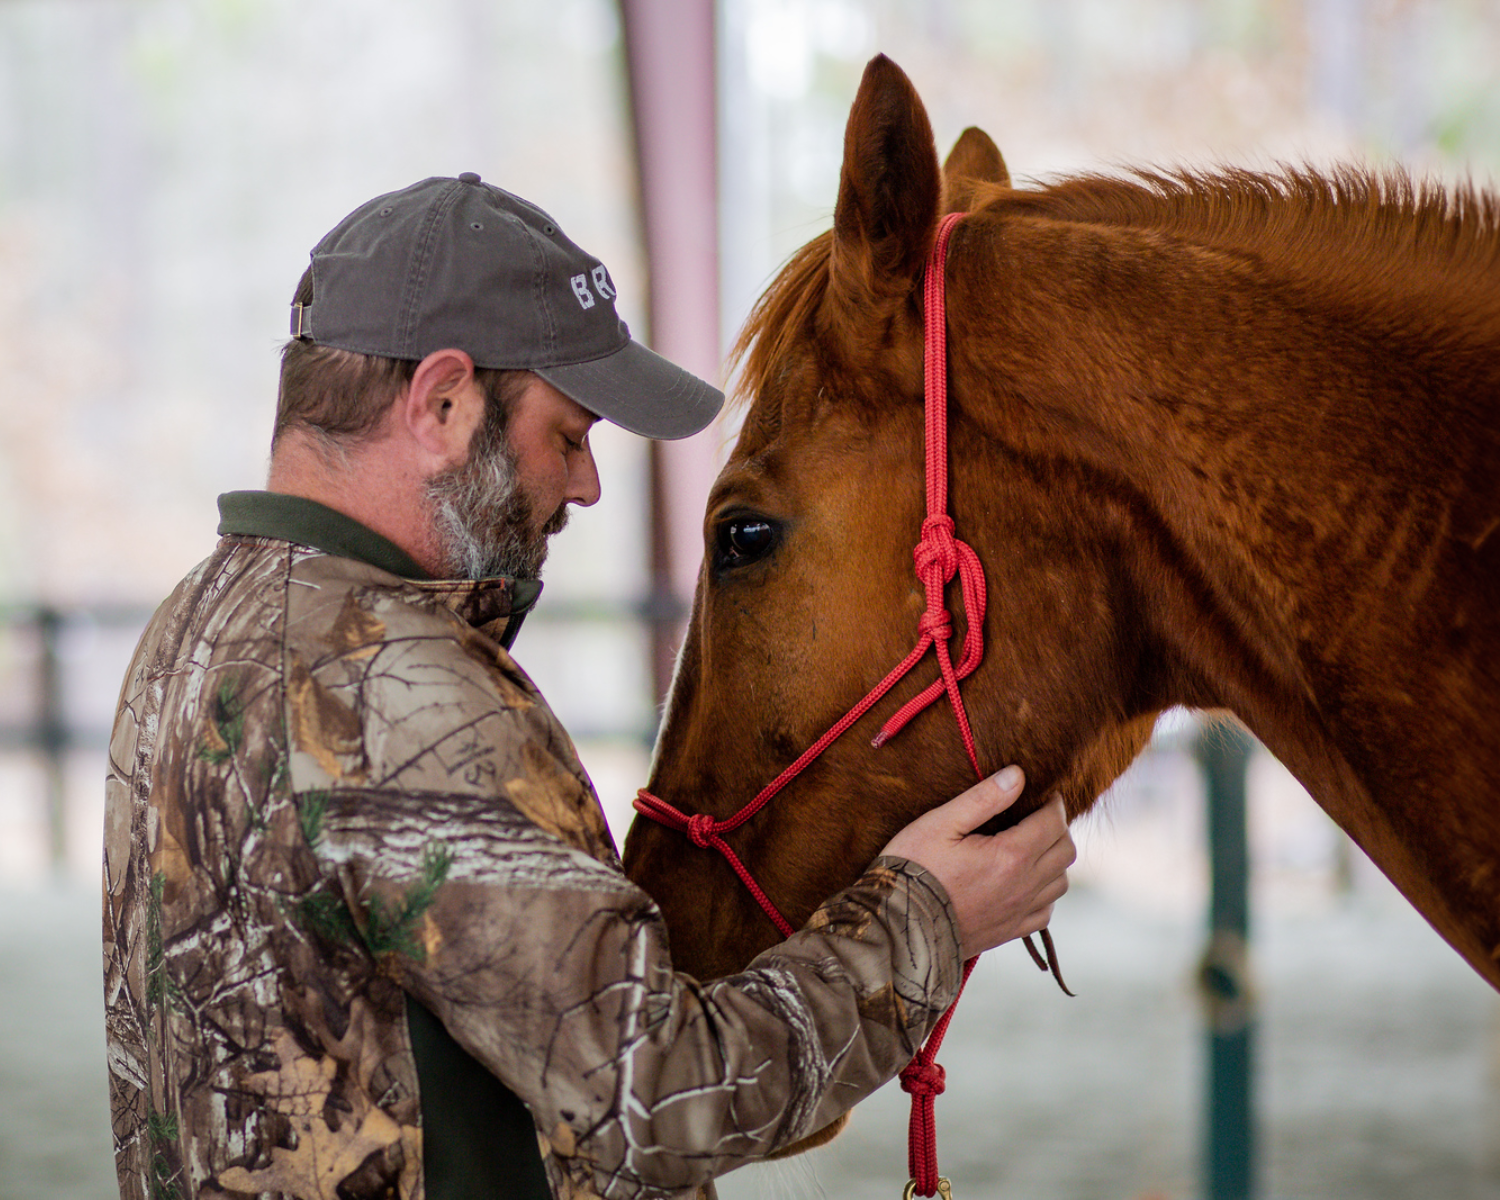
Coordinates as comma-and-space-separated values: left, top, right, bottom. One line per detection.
427, 374, 600, 580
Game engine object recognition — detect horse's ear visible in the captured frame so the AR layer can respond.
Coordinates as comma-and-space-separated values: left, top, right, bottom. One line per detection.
828, 55, 940, 313
943, 126, 1010, 213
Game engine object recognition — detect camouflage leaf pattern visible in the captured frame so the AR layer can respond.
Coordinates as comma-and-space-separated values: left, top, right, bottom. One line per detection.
104, 534, 964, 1199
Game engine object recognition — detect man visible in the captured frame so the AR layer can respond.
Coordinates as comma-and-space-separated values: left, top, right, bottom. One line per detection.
103, 174, 1074, 1200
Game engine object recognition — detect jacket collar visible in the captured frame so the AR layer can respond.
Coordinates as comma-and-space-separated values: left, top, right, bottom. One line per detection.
217, 490, 542, 648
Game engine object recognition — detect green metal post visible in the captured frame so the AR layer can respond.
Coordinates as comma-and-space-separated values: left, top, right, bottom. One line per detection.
37, 606, 68, 872
1198, 723, 1256, 1199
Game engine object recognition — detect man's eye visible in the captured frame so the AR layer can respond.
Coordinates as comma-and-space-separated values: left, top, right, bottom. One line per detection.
714, 518, 778, 570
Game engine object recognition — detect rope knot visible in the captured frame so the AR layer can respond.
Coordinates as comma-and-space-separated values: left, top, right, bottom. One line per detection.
917, 609, 953, 642
685, 813, 716, 848
899, 1059, 947, 1098
913, 516, 959, 586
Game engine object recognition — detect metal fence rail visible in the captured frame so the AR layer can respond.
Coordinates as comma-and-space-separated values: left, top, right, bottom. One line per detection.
0, 597, 687, 869
0, 603, 155, 867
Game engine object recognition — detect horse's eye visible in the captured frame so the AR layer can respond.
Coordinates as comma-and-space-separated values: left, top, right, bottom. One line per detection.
714, 518, 778, 570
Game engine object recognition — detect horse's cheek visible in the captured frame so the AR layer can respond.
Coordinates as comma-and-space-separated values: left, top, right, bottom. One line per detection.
622, 821, 721, 975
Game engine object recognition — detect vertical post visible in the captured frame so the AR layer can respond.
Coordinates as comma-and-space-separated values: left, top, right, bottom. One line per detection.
1198, 722, 1256, 1199
37, 606, 68, 872
618, 0, 723, 708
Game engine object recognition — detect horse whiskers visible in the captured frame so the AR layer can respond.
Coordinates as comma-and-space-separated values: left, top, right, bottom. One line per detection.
734, 1147, 829, 1200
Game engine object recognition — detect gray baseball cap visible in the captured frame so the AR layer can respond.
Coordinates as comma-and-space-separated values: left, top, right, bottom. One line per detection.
291, 173, 723, 440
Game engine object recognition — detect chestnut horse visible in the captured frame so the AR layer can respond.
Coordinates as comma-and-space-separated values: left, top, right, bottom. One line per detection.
622, 55, 1500, 1000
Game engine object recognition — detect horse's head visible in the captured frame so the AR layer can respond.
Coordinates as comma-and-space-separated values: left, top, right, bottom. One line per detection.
623, 56, 1157, 981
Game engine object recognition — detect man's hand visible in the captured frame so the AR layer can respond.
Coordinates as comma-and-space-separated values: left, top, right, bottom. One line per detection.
881, 766, 1074, 960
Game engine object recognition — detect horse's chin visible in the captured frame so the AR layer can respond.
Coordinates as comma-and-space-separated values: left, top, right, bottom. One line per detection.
765, 1112, 851, 1160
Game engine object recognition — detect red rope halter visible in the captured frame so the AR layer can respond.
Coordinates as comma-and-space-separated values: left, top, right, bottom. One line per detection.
635, 212, 981, 1196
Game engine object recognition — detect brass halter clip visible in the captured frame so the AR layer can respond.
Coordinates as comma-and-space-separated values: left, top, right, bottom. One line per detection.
903, 1179, 954, 1200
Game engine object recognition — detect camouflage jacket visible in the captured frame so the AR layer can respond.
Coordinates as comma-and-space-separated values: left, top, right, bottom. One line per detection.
103, 491, 964, 1200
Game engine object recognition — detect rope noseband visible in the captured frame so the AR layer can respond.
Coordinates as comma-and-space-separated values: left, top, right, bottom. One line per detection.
636, 212, 1061, 1196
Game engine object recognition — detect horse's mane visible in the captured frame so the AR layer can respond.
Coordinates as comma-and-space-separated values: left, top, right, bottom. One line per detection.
731, 166, 1500, 405
1004, 165, 1500, 292
1004, 165, 1498, 243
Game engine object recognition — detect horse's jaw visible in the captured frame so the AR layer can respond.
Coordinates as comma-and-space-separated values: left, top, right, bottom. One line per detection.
626, 708, 1159, 982
765, 1112, 851, 1160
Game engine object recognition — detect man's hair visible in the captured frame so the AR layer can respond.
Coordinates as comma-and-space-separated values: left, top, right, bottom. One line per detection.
275, 266, 529, 449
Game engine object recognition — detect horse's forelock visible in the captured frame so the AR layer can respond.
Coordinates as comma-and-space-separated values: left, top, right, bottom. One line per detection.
728, 226, 925, 434
727, 230, 835, 417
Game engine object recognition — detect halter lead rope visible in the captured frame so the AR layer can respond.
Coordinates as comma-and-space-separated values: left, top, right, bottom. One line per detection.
636, 212, 1057, 1197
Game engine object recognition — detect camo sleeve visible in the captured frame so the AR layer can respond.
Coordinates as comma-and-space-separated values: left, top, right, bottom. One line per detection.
283, 563, 963, 1198
318, 789, 961, 1199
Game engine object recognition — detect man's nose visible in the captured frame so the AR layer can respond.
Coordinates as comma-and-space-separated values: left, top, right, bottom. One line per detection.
569, 444, 601, 507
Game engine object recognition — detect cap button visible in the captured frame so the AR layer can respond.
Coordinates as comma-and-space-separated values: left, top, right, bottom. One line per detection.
458, 171, 481, 184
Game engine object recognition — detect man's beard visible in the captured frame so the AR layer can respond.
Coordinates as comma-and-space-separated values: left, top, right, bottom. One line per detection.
426, 417, 569, 581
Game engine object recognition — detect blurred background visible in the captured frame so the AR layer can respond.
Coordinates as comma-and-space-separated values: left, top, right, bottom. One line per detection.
2, 1, 1498, 1197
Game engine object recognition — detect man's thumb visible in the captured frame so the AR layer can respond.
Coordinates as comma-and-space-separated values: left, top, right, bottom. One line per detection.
950, 765, 1025, 830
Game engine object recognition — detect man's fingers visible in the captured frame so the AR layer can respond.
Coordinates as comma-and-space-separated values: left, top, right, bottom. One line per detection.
880, 766, 1081, 959
998, 825, 1072, 906
1035, 865, 1072, 907
1019, 903, 1058, 939
973, 793, 1069, 871
1030, 797, 1075, 857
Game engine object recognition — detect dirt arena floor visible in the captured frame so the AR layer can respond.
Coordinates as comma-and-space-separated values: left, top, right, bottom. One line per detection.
3, 872, 1497, 1200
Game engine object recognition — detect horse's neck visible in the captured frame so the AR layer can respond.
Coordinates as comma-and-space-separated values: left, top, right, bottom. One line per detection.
962, 220, 1500, 986
973, 221, 1497, 743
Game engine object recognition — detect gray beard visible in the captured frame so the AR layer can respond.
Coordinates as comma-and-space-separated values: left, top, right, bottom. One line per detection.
427, 435, 568, 581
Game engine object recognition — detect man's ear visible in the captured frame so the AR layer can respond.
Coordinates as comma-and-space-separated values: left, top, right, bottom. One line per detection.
402, 348, 484, 465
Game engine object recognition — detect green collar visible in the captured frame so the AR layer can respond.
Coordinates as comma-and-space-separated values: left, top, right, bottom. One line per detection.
216, 491, 543, 646
218, 491, 431, 579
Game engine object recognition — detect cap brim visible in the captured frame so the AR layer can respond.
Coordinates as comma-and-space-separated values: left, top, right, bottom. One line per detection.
534, 340, 724, 440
